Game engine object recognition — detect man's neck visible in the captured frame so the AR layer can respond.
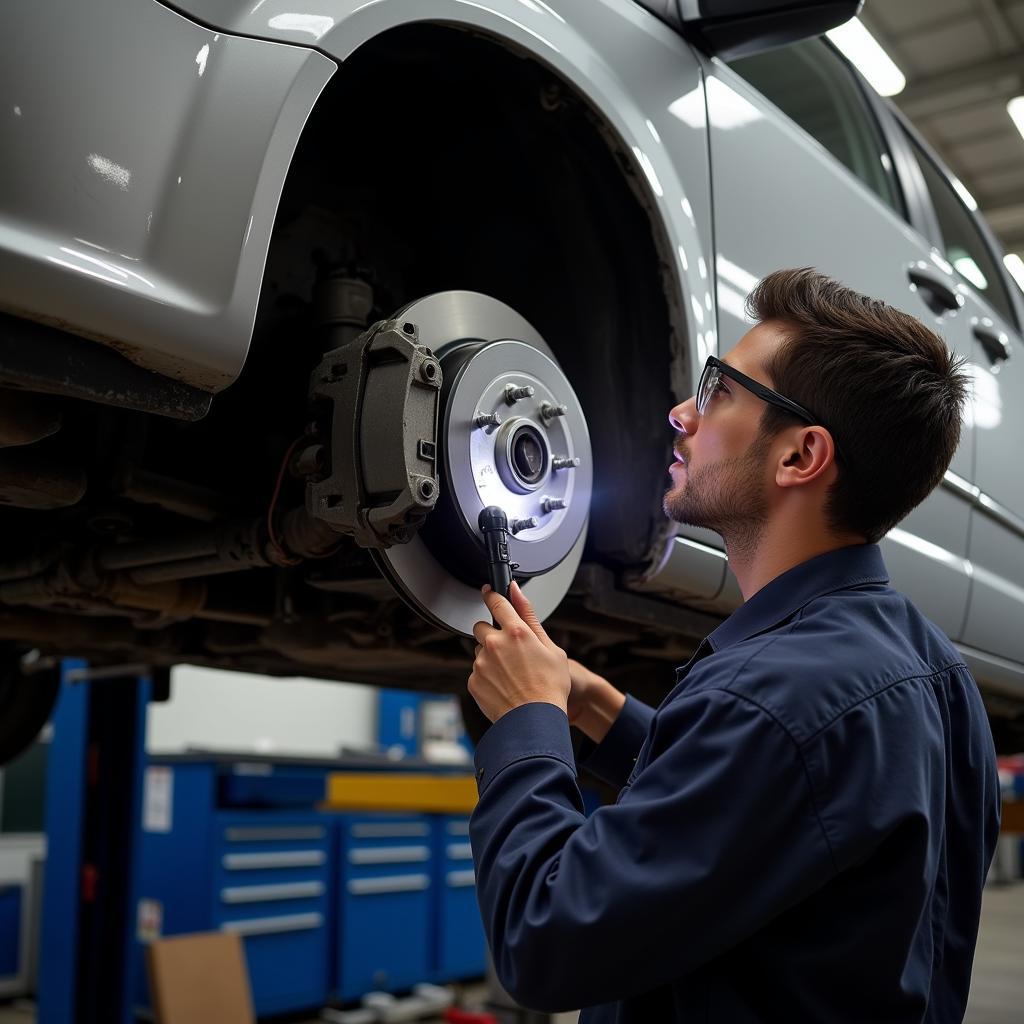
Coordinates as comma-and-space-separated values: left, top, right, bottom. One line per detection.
726, 522, 866, 602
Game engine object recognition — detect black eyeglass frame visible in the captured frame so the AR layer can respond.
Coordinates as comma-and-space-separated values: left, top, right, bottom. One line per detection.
697, 356, 847, 465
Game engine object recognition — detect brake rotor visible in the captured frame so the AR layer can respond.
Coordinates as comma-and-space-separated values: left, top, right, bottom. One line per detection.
372, 292, 592, 637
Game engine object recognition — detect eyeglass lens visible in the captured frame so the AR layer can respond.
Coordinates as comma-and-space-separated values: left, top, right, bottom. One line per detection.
697, 362, 719, 416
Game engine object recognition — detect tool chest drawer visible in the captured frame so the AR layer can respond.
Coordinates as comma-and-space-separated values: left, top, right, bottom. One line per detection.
213, 811, 331, 1015
335, 814, 433, 1001
433, 816, 486, 979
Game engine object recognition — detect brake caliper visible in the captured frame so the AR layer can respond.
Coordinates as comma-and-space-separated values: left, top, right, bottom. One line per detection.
307, 318, 442, 549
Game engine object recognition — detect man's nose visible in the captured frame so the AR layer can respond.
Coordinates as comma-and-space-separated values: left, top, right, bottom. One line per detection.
669, 395, 698, 435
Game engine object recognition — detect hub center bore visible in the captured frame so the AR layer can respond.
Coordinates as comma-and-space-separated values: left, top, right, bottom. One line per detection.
496, 418, 551, 494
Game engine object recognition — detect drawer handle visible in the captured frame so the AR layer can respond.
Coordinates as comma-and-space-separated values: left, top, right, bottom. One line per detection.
221, 882, 325, 904
222, 912, 323, 936
223, 851, 325, 870
446, 821, 471, 837
347, 874, 430, 896
351, 823, 430, 839
348, 845, 430, 865
447, 870, 476, 889
446, 843, 473, 861
224, 826, 325, 842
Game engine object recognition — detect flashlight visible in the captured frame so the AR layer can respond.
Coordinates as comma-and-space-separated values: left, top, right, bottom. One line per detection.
478, 505, 517, 600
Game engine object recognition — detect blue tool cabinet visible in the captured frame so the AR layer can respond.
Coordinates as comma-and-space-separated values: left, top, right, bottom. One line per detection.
213, 814, 332, 1015
134, 762, 332, 1017
335, 814, 434, 1000
434, 816, 487, 980
133, 756, 486, 1018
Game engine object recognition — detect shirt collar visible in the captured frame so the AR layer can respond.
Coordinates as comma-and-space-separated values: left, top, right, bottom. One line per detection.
705, 543, 889, 654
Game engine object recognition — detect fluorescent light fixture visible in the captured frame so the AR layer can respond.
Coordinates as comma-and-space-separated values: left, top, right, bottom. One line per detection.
1009, 97, 1024, 140
827, 19, 906, 97
1005, 253, 1024, 291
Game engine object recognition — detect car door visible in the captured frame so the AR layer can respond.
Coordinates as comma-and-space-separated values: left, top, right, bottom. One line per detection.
697, 37, 977, 640
898, 129, 1024, 674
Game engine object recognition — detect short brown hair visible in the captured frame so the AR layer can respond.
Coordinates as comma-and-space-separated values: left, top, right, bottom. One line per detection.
746, 268, 969, 544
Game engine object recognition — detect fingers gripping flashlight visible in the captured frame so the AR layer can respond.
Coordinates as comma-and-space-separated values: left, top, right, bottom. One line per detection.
478, 506, 518, 603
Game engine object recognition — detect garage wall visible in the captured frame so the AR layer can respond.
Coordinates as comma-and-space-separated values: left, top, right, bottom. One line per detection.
146, 666, 378, 758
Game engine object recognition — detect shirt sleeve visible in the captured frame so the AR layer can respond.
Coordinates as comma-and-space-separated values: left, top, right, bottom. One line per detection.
575, 693, 655, 788
469, 690, 837, 1013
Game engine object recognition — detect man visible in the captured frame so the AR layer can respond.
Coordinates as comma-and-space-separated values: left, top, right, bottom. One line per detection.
465, 268, 1001, 1022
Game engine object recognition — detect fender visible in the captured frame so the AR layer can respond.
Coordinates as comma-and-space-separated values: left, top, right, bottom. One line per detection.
1, 0, 713, 408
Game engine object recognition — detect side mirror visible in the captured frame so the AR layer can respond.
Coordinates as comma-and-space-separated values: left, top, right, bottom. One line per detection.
648, 0, 863, 61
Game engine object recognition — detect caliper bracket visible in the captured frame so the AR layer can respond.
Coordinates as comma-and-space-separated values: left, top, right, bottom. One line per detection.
307, 319, 442, 549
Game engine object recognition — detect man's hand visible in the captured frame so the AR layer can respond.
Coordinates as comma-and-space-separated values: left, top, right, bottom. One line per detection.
567, 659, 627, 743
469, 581, 571, 723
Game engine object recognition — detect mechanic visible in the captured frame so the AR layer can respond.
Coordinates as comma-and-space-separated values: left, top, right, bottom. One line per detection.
464, 268, 1001, 1023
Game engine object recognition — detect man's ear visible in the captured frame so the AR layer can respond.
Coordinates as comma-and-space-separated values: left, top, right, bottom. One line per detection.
775, 426, 836, 488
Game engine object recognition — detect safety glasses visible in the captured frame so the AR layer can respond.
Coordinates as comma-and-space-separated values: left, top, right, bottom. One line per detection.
697, 356, 846, 464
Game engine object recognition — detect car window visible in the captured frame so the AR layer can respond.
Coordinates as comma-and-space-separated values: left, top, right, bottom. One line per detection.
728, 39, 903, 217
904, 136, 1017, 328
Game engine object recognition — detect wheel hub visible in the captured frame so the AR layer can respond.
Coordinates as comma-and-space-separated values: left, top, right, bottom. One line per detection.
372, 291, 592, 637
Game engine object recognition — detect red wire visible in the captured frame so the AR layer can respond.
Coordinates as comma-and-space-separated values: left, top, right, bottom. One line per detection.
267, 437, 303, 566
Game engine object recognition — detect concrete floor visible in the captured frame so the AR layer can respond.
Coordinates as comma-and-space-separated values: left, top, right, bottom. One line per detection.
964, 883, 1024, 1023
1, 885, 1020, 1023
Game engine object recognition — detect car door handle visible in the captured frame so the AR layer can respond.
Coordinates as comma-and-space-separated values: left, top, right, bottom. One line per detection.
973, 324, 1012, 365
907, 265, 964, 316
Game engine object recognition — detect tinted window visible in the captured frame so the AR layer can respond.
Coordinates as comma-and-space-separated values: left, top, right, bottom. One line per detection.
729, 39, 903, 216
905, 137, 1017, 327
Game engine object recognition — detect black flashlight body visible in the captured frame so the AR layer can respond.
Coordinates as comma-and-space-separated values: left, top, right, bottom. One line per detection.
478, 506, 515, 599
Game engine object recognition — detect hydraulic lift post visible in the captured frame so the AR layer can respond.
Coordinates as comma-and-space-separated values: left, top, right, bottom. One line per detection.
39, 661, 151, 1024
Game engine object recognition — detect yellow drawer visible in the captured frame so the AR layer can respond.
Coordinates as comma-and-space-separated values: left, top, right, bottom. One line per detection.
323, 773, 477, 813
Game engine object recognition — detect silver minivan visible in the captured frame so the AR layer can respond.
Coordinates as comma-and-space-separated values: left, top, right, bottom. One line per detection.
2, 0, 1022, 759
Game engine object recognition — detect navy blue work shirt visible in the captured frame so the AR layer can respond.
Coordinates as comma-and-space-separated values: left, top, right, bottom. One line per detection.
469, 543, 1000, 1022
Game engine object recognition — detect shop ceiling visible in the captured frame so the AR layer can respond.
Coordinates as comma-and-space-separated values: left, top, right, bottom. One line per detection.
861, 0, 1024, 256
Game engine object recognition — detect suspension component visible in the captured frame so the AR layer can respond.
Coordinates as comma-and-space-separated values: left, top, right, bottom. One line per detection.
307, 303, 442, 549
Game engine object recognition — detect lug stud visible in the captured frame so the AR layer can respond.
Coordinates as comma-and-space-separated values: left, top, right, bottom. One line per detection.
540, 401, 568, 421
504, 383, 535, 404
475, 411, 502, 429
552, 456, 580, 471
510, 516, 539, 534
541, 496, 566, 514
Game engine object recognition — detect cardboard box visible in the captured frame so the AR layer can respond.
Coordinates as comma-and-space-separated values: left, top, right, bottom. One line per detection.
146, 931, 254, 1024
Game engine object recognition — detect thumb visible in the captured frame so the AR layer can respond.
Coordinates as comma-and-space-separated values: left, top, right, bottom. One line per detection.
509, 581, 551, 644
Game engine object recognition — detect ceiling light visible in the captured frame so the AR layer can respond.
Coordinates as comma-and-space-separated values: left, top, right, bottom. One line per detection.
827, 19, 906, 97
1008, 97, 1024, 142
1005, 253, 1024, 291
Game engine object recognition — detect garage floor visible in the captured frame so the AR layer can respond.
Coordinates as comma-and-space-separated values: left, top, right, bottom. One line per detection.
0, 885, 1020, 1023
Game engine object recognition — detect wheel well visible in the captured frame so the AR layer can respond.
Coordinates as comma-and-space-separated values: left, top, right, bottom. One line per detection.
253, 22, 688, 570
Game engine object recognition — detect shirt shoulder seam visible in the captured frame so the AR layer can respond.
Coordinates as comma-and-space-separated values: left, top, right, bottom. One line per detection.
798, 660, 967, 745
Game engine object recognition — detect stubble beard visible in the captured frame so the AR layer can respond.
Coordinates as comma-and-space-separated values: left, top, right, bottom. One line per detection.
663, 435, 772, 565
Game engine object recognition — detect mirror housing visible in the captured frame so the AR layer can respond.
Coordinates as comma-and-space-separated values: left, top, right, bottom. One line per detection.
639, 1, 863, 61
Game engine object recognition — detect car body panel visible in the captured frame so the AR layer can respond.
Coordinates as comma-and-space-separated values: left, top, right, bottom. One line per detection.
1, 0, 715, 414
885, 103, 1024, 672
0, 0, 335, 390
700, 52, 976, 639
960, 298, 1024, 665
